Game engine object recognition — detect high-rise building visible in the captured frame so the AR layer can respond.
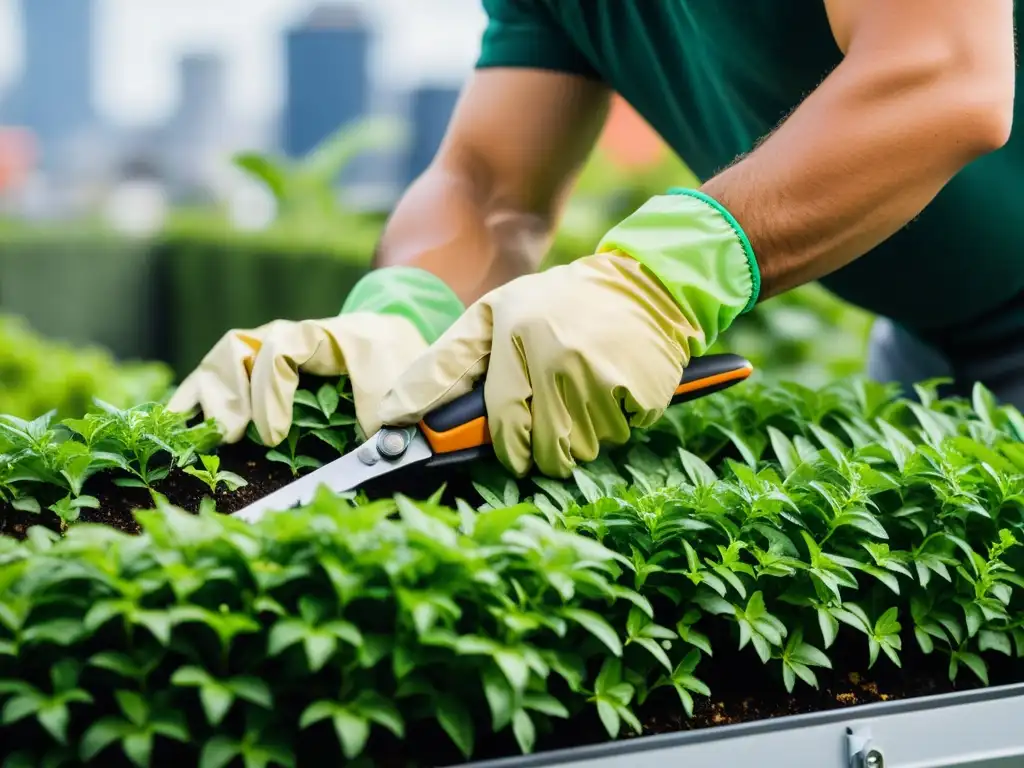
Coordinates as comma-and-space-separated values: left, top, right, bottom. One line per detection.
283, 3, 371, 160
173, 54, 228, 143
404, 85, 459, 186
163, 53, 230, 199
17, 0, 96, 165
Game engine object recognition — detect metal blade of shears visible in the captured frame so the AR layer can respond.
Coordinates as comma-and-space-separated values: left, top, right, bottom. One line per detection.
231, 426, 433, 524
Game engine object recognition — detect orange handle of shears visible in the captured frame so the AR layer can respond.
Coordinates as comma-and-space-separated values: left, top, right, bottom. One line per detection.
417, 353, 753, 462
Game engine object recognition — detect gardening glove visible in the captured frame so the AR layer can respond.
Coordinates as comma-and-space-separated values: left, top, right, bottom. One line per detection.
378, 189, 760, 478
167, 266, 464, 446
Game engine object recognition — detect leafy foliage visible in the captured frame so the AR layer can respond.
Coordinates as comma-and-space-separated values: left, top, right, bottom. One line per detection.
0, 315, 172, 420
0, 402, 220, 529
711, 284, 873, 389
244, 378, 360, 475
3, 374, 1024, 765
0, 490, 640, 766
232, 117, 406, 237
181, 455, 248, 495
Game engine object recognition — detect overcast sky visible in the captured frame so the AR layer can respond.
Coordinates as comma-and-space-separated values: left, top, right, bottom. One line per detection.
0, 0, 487, 127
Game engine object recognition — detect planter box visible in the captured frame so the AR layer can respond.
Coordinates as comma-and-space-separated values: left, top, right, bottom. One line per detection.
467, 684, 1024, 768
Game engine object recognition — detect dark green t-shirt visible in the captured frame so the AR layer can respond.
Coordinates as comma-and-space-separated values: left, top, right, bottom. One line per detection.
476, 0, 1024, 350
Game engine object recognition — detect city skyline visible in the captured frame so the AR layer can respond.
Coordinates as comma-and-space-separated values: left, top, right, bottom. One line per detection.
0, 0, 486, 128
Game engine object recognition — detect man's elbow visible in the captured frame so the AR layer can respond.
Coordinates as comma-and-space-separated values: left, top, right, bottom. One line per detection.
967, 93, 1014, 154
941, 50, 1015, 156
950, 70, 1015, 155
884, 33, 1016, 158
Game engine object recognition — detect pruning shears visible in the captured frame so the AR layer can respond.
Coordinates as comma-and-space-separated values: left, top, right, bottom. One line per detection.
233, 353, 754, 524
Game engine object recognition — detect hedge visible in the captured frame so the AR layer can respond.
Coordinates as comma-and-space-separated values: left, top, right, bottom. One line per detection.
2, 373, 1024, 765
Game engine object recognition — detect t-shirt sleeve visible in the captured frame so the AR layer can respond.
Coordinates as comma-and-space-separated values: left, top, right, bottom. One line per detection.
475, 0, 599, 79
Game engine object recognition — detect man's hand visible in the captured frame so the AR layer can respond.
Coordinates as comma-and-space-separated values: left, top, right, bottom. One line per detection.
168, 266, 464, 445
379, 192, 758, 478
377, 253, 690, 477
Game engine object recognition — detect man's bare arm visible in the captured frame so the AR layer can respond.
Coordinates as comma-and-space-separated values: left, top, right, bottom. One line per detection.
374, 69, 611, 305
702, 0, 1015, 300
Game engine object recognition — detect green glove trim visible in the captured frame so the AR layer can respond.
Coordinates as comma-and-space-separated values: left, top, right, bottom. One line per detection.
667, 187, 761, 314
596, 190, 760, 355
340, 266, 465, 344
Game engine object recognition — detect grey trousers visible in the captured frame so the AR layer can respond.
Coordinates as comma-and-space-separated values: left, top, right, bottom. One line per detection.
867, 317, 1024, 409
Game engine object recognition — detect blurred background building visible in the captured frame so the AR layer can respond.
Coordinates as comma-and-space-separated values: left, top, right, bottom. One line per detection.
0, 0, 494, 221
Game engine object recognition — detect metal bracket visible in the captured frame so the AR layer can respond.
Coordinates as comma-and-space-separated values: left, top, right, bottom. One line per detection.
847, 725, 884, 768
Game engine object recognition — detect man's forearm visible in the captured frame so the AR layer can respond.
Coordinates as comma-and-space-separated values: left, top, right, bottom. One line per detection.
373, 165, 552, 306
701, 1, 1014, 301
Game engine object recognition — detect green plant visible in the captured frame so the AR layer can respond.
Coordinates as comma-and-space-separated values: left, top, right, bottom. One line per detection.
181, 455, 248, 494
0, 315, 173, 420
0, 402, 220, 530
3, 373, 1024, 764
712, 283, 874, 388
0, 489, 644, 766
245, 378, 359, 476
232, 117, 406, 237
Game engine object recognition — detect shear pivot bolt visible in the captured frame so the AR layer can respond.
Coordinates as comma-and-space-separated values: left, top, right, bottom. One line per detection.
377, 429, 410, 459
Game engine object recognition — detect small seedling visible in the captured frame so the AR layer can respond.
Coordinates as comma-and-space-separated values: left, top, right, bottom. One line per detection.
48, 493, 99, 529
182, 454, 248, 493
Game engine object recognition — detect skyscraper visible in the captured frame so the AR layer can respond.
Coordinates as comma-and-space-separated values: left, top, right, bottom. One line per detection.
174, 54, 228, 143
17, 0, 96, 164
163, 53, 230, 198
283, 3, 371, 159
404, 85, 459, 186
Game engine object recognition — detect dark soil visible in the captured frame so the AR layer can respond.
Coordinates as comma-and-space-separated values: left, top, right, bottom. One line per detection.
0, 438, 293, 539
0, 436, 481, 540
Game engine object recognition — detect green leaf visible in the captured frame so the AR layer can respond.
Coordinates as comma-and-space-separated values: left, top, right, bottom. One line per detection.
2, 695, 39, 726
316, 383, 341, 418
481, 666, 513, 731
512, 709, 536, 754
122, 731, 152, 767
116, 690, 148, 727
311, 429, 348, 455
37, 703, 70, 743
560, 608, 623, 656
831, 511, 889, 540
332, 710, 370, 760
523, 693, 569, 719
200, 684, 235, 726
595, 698, 621, 738
232, 152, 289, 200
767, 427, 800, 477
678, 449, 717, 486
80, 718, 131, 761
199, 737, 240, 768
437, 696, 474, 758
972, 382, 1001, 429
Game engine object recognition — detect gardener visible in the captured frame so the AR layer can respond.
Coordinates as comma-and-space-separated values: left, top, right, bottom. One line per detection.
170, 0, 1018, 479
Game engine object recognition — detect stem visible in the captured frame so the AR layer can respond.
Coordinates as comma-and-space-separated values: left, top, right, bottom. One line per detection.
124, 616, 134, 655
915, 532, 943, 556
